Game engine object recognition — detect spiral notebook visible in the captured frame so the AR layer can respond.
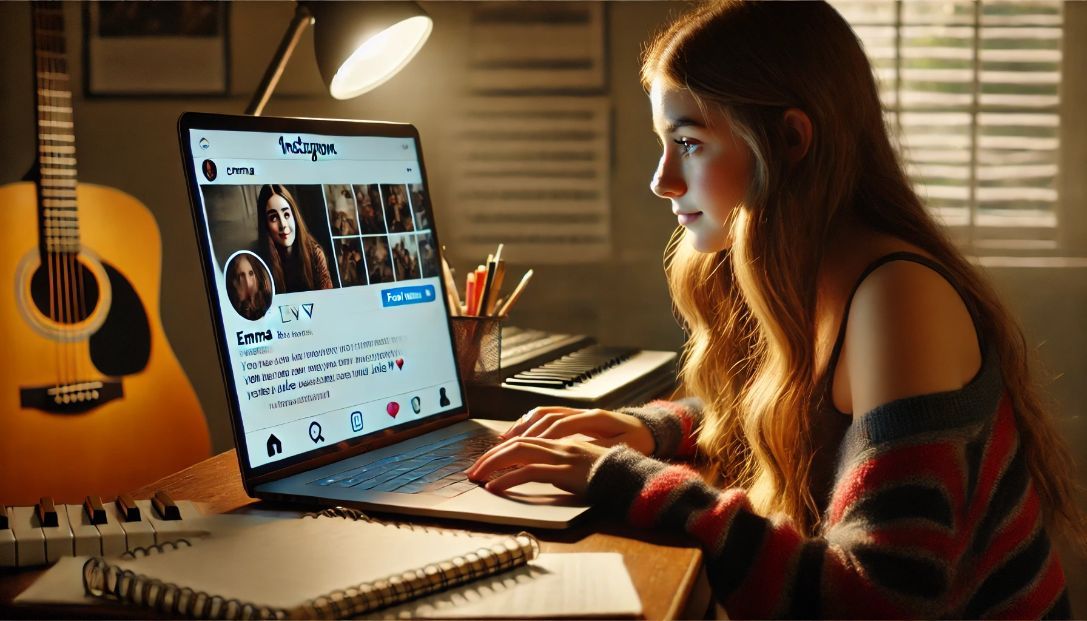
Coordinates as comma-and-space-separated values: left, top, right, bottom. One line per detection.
76, 508, 539, 619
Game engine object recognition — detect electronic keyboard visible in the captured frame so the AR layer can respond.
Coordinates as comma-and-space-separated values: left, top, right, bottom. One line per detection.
0, 492, 258, 568
466, 326, 678, 419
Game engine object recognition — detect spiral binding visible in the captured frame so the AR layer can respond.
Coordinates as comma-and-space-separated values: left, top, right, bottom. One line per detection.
81, 510, 540, 620
83, 555, 286, 619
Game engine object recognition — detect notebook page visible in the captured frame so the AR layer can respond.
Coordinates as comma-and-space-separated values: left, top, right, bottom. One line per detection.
13, 513, 290, 608
101, 517, 505, 610
13, 556, 94, 606
367, 553, 642, 619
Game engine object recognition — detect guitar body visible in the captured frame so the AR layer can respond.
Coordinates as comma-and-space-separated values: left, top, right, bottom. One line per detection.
0, 181, 211, 504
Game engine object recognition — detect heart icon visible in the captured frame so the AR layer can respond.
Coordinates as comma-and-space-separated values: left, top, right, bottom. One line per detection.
395, 358, 404, 370
386, 401, 400, 418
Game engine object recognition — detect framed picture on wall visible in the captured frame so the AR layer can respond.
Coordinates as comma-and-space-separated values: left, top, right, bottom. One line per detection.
83, 1, 230, 96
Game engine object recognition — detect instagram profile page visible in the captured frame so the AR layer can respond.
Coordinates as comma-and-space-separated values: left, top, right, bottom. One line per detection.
190, 129, 462, 468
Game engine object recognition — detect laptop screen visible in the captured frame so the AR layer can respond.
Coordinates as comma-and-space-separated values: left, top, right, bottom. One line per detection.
179, 114, 465, 472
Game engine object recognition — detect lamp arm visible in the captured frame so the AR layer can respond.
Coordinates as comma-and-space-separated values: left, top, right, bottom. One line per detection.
245, 3, 315, 116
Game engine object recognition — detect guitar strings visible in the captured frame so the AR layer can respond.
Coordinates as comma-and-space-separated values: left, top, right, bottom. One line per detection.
35, 6, 62, 390
54, 4, 88, 390
39, 4, 78, 390
49, 5, 72, 388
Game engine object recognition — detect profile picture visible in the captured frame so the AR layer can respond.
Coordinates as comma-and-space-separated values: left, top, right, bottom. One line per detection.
224, 251, 273, 321
202, 159, 217, 182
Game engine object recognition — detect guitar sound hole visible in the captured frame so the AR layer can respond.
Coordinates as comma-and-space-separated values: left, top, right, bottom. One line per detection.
29, 257, 101, 324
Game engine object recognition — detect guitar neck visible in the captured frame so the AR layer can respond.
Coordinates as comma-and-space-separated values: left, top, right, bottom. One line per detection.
31, 1, 80, 254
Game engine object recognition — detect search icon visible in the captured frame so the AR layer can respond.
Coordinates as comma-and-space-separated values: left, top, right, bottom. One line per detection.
309, 421, 325, 443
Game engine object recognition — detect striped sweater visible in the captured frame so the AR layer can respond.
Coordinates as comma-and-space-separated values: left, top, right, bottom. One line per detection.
586, 346, 1071, 618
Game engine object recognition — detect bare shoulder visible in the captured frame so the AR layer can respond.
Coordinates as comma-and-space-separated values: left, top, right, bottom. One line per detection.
840, 259, 983, 416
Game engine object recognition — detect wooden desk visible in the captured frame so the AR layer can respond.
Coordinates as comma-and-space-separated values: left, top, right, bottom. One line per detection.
1, 450, 710, 620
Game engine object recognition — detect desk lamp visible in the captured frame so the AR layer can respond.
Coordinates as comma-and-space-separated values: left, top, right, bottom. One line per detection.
245, 1, 433, 116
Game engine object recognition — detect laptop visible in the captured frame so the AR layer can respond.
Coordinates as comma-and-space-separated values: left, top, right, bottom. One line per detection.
177, 112, 590, 529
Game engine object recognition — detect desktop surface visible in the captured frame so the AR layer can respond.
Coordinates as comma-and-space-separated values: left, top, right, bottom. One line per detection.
0, 449, 710, 620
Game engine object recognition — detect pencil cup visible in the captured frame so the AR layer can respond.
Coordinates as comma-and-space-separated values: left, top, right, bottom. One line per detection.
451, 316, 502, 386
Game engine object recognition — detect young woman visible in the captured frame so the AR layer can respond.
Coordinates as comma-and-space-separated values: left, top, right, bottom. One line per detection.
468, 2, 1084, 617
256, 184, 334, 293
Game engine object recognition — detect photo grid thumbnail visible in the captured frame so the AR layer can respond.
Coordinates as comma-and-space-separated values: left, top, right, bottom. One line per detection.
323, 182, 436, 288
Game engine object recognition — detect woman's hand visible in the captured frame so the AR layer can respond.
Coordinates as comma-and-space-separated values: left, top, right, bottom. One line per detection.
497, 406, 656, 455
465, 437, 609, 496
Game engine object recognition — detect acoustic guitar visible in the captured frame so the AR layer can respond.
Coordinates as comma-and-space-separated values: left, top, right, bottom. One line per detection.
0, 2, 210, 504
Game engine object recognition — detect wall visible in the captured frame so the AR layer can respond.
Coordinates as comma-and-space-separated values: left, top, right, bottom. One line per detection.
985, 263, 1087, 614
0, 1, 1082, 611
0, 1, 688, 454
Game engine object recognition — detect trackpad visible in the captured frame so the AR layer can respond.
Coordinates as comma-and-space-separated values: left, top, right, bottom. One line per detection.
501, 482, 585, 507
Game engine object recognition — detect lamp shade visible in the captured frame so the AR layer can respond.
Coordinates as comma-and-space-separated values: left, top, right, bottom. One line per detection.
306, 1, 433, 100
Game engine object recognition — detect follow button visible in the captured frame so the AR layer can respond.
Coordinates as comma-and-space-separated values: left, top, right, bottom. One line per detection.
381, 285, 436, 308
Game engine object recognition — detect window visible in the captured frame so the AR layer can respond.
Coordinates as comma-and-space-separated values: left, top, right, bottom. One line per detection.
834, 0, 1064, 255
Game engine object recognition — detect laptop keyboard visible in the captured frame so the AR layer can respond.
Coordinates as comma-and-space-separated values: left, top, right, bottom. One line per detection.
308, 429, 500, 497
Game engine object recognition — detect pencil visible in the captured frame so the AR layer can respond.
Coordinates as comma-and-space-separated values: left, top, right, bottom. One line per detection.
471, 265, 487, 315
445, 287, 460, 316
496, 269, 533, 317
441, 256, 463, 314
465, 272, 478, 316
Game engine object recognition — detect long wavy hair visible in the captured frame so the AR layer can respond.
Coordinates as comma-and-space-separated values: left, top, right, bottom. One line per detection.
257, 184, 320, 291
645, 0, 1084, 540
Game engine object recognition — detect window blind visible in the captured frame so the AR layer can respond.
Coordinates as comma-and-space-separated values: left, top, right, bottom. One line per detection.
833, 0, 1063, 253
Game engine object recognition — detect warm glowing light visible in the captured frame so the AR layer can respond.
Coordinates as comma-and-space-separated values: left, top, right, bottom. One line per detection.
329, 15, 432, 99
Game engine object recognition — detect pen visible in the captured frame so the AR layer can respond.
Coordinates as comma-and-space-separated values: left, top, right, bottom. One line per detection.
479, 257, 498, 317
485, 260, 506, 316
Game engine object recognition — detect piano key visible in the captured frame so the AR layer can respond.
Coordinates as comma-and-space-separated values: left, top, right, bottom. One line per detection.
134, 499, 206, 545
513, 374, 574, 385
36, 497, 59, 527
103, 501, 154, 551
504, 377, 570, 388
517, 367, 578, 376
516, 368, 575, 377
115, 494, 141, 522
172, 499, 202, 521
63, 504, 103, 557
8, 506, 46, 567
0, 505, 14, 567
88, 503, 127, 557
151, 490, 181, 521
0, 527, 14, 567
40, 501, 74, 563
83, 495, 107, 525
502, 350, 678, 401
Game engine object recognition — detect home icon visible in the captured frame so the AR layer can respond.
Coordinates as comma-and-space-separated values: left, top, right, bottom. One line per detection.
266, 433, 283, 457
